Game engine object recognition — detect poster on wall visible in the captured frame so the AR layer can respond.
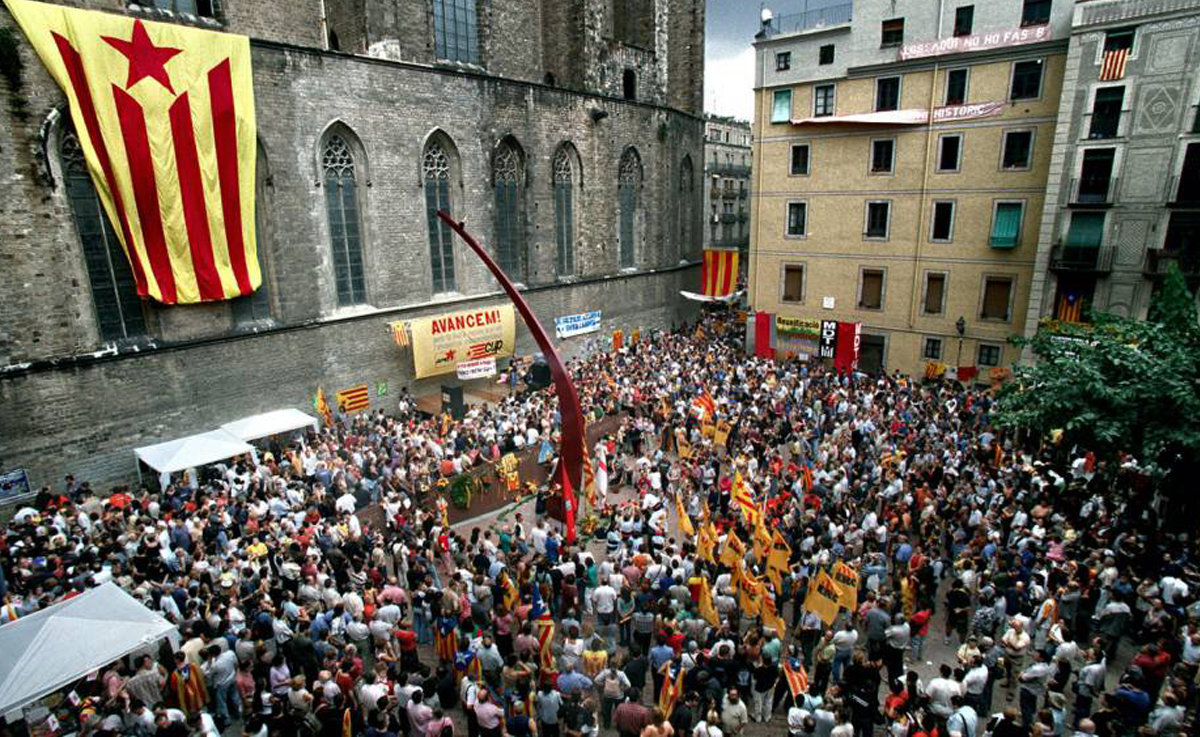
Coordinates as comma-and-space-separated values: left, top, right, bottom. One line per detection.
775, 316, 821, 339
457, 357, 498, 380
410, 305, 516, 378
555, 310, 602, 339
0, 469, 32, 504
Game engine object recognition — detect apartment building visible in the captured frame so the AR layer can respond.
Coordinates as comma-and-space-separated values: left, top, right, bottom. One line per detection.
749, 0, 1073, 376
1023, 0, 1200, 335
704, 115, 753, 262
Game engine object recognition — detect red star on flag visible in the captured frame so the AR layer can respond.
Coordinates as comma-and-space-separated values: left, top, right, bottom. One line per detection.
103, 19, 182, 94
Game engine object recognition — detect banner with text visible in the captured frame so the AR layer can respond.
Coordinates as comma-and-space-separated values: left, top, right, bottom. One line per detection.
555, 310, 602, 339
456, 357, 497, 380
833, 321, 862, 373
411, 305, 516, 378
775, 316, 821, 339
900, 24, 1052, 60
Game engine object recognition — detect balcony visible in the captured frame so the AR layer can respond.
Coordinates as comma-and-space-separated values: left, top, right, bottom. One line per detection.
708, 163, 751, 178
719, 213, 738, 224
1086, 112, 1123, 140
1143, 249, 1200, 277
766, 3, 852, 35
1167, 175, 1200, 207
1049, 244, 1114, 274
1068, 177, 1118, 207
737, 189, 748, 199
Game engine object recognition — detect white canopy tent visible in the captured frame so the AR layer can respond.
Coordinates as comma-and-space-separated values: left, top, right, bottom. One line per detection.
221, 408, 318, 442
134, 429, 254, 475
0, 583, 178, 717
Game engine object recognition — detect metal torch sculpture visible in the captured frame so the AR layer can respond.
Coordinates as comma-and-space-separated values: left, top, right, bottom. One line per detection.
436, 211, 583, 541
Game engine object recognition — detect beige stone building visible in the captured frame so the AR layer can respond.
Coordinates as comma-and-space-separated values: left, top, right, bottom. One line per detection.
749, 0, 1073, 376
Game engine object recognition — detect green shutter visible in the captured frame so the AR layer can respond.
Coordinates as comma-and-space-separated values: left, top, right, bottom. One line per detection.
772, 90, 792, 123
990, 203, 1022, 248
1066, 213, 1104, 248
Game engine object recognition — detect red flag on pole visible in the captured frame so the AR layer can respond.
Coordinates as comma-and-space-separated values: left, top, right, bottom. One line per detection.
559, 463, 577, 544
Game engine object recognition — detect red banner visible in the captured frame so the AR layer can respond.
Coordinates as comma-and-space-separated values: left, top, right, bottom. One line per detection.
833, 322, 860, 373
755, 312, 775, 360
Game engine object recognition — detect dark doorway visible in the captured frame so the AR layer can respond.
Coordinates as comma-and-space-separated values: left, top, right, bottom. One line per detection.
859, 334, 886, 375
623, 69, 636, 100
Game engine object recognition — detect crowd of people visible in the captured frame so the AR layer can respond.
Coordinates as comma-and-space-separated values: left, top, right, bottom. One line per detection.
1, 311, 1198, 737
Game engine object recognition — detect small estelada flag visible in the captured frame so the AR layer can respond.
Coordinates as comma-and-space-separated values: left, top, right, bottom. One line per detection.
4, 0, 259, 304
1099, 47, 1128, 81
336, 384, 370, 413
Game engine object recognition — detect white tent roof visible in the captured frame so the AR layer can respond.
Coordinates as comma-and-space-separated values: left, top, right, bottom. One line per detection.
134, 429, 254, 474
221, 408, 318, 442
0, 583, 177, 716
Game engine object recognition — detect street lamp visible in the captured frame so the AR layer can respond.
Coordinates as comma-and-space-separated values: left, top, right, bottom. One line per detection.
955, 316, 966, 365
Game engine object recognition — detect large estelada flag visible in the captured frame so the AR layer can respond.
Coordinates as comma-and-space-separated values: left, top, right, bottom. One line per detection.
700, 249, 738, 297
4, 0, 259, 304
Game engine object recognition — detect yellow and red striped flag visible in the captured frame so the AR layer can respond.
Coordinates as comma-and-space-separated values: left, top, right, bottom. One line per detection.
658, 662, 686, 719
1099, 47, 1128, 81
315, 386, 333, 428
5, 0, 260, 304
782, 658, 810, 698
701, 249, 739, 297
337, 384, 370, 413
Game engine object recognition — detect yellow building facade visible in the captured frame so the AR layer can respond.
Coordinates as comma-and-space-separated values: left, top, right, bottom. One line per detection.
750, 2, 1073, 377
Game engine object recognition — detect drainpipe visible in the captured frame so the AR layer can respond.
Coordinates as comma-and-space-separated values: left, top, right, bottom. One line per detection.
319, 0, 329, 50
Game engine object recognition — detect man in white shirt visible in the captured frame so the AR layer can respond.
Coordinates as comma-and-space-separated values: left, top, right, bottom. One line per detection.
591, 578, 619, 625
926, 664, 962, 718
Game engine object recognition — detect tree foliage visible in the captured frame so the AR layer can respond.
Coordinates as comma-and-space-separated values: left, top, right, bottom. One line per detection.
995, 264, 1200, 462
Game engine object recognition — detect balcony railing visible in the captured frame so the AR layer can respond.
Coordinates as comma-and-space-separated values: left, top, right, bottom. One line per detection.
1143, 249, 1200, 277
708, 163, 751, 178
737, 189, 748, 199
767, 3, 852, 35
719, 213, 738, 224
1168, 175, 1200, 206
1086, 112, 1123, 140
1049, 244, 1114, 273
1069, 176, 1119, 207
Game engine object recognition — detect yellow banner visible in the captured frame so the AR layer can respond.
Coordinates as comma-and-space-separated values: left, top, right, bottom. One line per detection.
804, 571, 843, 626
831, 561, 860, 611
675, 493, 694, 537
766, 530, 791, 592
409, 304, 516, 378
698, 577, 719, 627
737, 565, 763, 618
719, 530, 746, 568
714, 420, 731, 447
4, 0, 259, 304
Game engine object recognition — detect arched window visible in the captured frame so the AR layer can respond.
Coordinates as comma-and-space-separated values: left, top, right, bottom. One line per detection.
553, 145, 576, 276
618, 147, 642, 268
424, 137, 457, 293
61, 129, 146, 342
623, 69, 637, 100
232, 143, 273, 325
322, 132, 367, 306
678, 154, 694, 263
493, 141, 525, 281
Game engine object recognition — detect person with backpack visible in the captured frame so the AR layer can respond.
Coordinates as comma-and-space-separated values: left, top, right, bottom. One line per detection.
597, 662, 632, 730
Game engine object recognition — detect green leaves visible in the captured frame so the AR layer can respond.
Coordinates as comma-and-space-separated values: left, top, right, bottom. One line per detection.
996, 266, 1200, 463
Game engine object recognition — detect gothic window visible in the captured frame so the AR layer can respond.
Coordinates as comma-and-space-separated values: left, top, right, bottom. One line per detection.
61, 130, 146, 342
679, 155, 694, 262
493, 142, 525, 281
553, 146, 576, 276
322, 133, 367, 306
618, 147, 642, 269
433, 0, 479, 65
424, 138, 457, 293
232, 144, 273, 325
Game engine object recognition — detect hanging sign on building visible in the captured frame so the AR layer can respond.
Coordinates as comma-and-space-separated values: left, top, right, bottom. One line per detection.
900, 24, 1052, 60
457, 357, 497, 380
819, 320, 838, 360
775, 316, 821, 340
410, 304, 516, 378
555, 310, 602, 339
833, 322, 862, 373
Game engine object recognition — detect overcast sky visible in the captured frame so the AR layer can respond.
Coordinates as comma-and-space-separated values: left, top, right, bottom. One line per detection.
705, 0, 843, 120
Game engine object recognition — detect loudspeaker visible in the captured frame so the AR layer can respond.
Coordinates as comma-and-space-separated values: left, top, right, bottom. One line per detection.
441, 385, 464, 420
528, 358, 552, 389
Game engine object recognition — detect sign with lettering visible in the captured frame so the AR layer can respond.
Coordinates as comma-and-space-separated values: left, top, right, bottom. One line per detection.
554, 310, 602, 339
410, 304, 516, 378
819, 320, 838, 359
900, 24, 1052, 60
775, 316, 821, 339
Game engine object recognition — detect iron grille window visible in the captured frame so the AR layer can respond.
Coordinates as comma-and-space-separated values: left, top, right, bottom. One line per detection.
62, 131, 146, 342
424, 140, 457, 293
433, 0, 479, 64
323, 135, 368, 306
